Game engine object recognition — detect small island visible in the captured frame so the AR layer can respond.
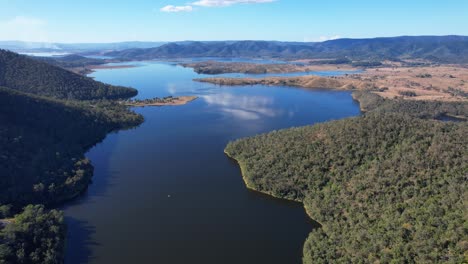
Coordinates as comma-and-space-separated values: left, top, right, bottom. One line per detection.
121, 95, 198, 107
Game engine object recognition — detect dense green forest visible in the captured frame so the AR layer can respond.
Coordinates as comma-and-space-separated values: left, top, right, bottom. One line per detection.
0, 49, 137, 100
225, 108, 467, 262
0, 87, 142, 207
0, 50, 143, 263
0, 205, 65, 264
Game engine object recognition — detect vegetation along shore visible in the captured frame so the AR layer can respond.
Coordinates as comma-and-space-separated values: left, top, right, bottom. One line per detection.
225, 99, 467, 263
208, 58, 468, 262
122, 96, 198, 107
0, 50, 193, 263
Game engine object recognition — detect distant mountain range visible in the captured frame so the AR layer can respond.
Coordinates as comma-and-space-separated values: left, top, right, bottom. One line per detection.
2, 36, 468, 63
105, 36, 468, 63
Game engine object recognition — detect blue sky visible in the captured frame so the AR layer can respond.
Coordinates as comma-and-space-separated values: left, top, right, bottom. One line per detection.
0, 0, 467, 43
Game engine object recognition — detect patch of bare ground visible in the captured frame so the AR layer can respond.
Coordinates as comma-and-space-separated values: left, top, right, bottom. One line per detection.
182, 61, 357, 74
197, 65, 468, 102
350, 65, 468, 101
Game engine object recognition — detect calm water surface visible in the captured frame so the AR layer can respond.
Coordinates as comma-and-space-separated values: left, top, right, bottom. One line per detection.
63, 61, 360, 264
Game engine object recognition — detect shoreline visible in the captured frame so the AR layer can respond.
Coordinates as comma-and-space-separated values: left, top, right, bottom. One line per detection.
194, 64, 468, 103
71, 64, 137, 75
182, 61, 358, 75
122, 96, 198, 107
88, 64, 137, 70
224, 149, 303, 203
224, 149, 324, 229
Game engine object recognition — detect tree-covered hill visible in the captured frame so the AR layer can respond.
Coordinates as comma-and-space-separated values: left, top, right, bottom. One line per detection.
225, 112, 467, 263
0, 49, 137, 100
0, 49, 143, 263
0, 87, 143, 207
106, 36, 468, 63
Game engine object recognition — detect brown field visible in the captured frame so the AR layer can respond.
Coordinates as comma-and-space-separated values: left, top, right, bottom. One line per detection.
347, 65, 468, 101
196, 65, 468, 102
182, 61, 357, 74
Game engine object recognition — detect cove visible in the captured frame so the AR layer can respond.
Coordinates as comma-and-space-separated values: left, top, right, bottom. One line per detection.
63, 61, 360, 264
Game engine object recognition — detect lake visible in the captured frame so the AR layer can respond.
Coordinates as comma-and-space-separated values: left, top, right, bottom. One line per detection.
63, 61, 361, 264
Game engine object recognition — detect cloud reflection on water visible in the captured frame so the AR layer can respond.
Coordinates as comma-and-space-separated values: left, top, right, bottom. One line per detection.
167, 83, 178, 94
202, 93, 282, 120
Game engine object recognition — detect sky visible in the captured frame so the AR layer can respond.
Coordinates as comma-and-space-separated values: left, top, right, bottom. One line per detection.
0, 0, 467, 43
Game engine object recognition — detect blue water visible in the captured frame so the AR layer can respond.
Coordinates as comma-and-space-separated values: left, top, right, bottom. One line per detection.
219, 69, 363, 78
84, 55, 114, 59
165, 57, 288, 64
94, 61, 362, 86
63, 61, 361, 264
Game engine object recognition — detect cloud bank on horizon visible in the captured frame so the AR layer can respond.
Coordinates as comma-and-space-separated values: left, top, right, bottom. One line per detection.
0, 16, 50, 42
161, 0, 276, 12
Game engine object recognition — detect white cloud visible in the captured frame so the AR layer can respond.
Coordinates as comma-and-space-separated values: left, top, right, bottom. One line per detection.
160, 5, 193, 12
0, 16, 49, 42
192, 0, 276, 7
160, 0, 275, 13
318, 35, 341, 42
6, 16, 45, 27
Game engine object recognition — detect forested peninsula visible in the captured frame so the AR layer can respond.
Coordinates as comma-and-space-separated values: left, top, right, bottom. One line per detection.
225, 90, 468, 262
200, 50, 468, 263
0, 49, 143, 263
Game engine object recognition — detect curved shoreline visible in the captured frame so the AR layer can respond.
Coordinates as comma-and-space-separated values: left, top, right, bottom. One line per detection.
224, 148, 317, 207
195, 64, 468, 103
122, 96, 198, 107
224, 150, 301, 203
182, 61, 358, 75
224, 149, 325, 261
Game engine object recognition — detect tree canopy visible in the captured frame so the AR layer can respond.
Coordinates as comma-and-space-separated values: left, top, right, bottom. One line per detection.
226, 110, 467, 263
0, 87, 143, 207
0, 50, 137, 100
0, 205, 66, 264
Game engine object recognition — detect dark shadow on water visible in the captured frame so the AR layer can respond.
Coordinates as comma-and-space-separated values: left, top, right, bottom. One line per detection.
64, 217, 99, 264
226, 153, 321, 228
436, 114, 465, 122
78, 132, 121, 201
245, 189, 320, 226
61, 132, 123, 264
